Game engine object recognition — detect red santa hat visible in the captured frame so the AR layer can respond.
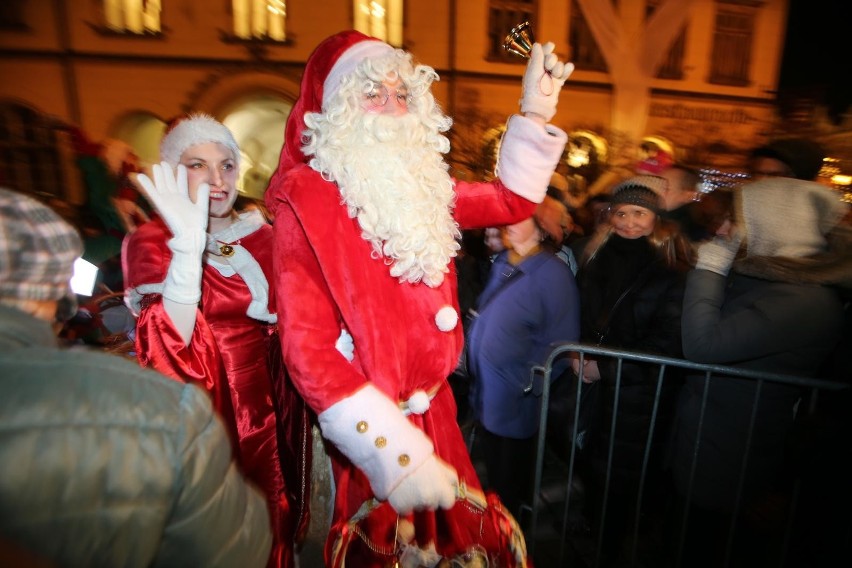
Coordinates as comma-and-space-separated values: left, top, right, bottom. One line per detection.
275, 30, 394, 174
159, 113, 241, 170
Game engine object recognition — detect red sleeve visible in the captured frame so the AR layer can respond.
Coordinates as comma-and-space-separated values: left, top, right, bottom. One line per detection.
452, 178, 538, 230
272, 201, 370, 414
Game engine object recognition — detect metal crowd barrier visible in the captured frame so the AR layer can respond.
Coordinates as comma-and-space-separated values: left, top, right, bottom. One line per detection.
521, 342, 849, 567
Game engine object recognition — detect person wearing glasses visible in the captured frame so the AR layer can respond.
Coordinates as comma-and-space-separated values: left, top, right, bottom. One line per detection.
264, 30, 573, 566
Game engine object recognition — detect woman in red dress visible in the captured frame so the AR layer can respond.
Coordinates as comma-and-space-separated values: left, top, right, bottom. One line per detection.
123, 114, 309, 568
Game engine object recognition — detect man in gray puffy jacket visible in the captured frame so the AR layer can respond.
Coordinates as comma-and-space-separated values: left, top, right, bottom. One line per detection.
0, 186, 272, 567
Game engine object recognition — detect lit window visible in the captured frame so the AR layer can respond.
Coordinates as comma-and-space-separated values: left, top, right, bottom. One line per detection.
353, 0, 403, 47
233, 0, 287, 41
103, 0, 161, 35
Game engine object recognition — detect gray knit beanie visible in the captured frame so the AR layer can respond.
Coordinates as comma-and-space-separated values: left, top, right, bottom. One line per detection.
610, 175, 665, 213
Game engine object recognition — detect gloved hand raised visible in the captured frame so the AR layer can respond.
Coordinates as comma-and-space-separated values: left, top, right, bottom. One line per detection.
695, 231, 743, 276
136, 162, 209, 244
136, 162, 209, 305
520, 42, 574, 122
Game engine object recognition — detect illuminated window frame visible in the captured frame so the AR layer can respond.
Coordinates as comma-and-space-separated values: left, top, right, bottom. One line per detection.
232, 0, 287, 42
103, 0, 161, 35
353, 0, 403, 47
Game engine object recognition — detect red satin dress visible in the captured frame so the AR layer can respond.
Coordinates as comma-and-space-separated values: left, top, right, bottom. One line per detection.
123, 217, 308, 568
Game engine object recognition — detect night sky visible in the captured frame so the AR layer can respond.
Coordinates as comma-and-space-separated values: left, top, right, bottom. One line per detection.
779, 0, 851, 122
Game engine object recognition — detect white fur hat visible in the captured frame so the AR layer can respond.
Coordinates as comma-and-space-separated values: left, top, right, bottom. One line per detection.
160, 113, 241, 169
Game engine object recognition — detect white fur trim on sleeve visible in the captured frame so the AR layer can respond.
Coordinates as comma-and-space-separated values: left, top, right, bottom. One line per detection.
495, 114, 568, 203
318, 384, 434, 500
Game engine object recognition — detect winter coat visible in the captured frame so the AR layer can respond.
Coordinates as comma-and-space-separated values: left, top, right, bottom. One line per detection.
0, 303, 272, 568
576, 234, 686, 492
467, 249, 581, 439
671, 254, 846, 512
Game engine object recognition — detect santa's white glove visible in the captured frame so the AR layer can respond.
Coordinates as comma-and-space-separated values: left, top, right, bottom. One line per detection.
695, 232, 743, 276
318, 385, 447, 507
388, 454, 458, 514
520, 42, 574, 122
136, 162, 209, 304
335, 328, 355, 362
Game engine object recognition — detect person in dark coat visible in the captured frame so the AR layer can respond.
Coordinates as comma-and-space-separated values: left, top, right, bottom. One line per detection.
670, 177, 850, 567
571, 175, 691, 563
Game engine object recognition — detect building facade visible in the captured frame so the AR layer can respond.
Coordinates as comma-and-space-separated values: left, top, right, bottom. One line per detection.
0, 0, 797, 203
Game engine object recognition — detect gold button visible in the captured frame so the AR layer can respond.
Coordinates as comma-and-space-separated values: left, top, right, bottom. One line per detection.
398, 454, 411, 467
356, 421, 368, 433
374, 436, 387, 448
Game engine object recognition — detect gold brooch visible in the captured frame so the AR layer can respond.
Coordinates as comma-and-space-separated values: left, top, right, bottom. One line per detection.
219, 244, 235, 257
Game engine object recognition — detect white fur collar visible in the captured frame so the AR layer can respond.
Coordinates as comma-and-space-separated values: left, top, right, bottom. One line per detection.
204, 213, 277, 323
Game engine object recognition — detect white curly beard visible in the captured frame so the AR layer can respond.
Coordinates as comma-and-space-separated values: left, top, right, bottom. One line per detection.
308, 111, 460, 287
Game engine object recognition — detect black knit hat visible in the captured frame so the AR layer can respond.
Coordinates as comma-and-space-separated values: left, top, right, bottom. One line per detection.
750, 138, 826, 180
610, 175, 665, 213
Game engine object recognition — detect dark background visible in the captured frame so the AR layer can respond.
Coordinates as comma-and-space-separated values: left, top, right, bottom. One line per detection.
779, 0, 851, 124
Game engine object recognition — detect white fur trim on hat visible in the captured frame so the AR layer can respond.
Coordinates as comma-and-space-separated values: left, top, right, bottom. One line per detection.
322, 40, 395, 108
160, 113, 241, 170
435, 305, 458, 332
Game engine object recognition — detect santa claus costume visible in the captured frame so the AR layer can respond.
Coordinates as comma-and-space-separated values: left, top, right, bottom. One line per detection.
265, 30, 573, 566
123, 115, 308, 568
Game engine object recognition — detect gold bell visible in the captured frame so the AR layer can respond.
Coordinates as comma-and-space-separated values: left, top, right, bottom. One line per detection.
503, 21, 535, 59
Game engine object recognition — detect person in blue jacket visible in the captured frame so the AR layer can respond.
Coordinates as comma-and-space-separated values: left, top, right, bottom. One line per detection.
467, 214, 581, 518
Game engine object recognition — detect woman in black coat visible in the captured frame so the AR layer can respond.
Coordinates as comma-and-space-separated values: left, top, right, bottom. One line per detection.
571, 175, 691, 561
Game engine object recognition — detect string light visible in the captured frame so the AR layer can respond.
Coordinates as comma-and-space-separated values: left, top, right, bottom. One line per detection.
696, 168, 750, 193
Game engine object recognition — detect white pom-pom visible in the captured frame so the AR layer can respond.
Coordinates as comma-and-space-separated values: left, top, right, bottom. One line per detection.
435, 305, 458, 332
407, 390, 431, 415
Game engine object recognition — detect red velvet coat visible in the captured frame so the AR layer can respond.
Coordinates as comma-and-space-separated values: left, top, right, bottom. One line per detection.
268, 164, 537, 566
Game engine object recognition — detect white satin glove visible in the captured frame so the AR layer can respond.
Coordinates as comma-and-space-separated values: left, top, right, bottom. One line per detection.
335, 328, 355, 362
136, 162, 209, 304
387, 454, 458, 514
695, 232, 743, 276
520, 42, 574, 122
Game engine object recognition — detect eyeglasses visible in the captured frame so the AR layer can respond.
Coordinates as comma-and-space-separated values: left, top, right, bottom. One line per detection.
364, 84, 412, 108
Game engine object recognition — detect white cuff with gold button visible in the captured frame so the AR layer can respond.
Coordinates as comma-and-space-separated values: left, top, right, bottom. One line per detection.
317, 384, 434, 500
